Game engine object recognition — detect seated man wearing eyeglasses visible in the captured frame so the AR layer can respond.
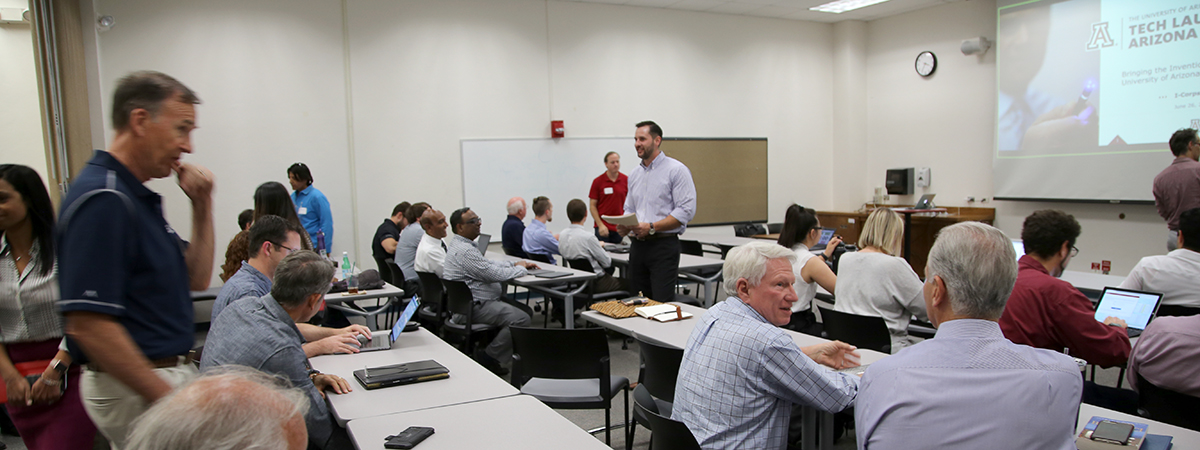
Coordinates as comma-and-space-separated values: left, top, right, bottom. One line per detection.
998, 209, 1134, 412
213, 215, 368, 357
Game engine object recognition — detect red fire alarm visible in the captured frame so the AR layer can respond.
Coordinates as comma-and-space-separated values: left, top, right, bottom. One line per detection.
551, 120, 565, 138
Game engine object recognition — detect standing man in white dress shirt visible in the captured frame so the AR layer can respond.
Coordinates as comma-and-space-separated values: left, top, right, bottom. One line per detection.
617, 121, 696, 303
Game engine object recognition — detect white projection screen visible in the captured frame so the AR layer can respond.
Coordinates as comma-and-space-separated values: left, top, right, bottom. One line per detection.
994, 0, 1200, 202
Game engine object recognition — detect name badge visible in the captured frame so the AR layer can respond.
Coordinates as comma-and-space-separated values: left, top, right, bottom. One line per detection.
298, 207, 308, 215
604, 187, 614, 195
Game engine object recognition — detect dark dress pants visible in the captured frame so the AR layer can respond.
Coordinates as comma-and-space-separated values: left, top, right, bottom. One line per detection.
628, 235, 680, 303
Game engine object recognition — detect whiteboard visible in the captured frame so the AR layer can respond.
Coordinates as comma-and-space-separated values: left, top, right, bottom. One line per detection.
461, 137, 632, 240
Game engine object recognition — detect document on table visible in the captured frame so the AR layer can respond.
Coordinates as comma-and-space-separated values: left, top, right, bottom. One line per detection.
601, 213, 639, 227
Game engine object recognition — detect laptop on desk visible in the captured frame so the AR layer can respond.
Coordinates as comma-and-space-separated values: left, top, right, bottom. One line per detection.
356, 298, 420, 352
913, 193, 936, 210
1093, 287, 1163, 338
526, 268, 571, 279
475, 233, 490, 255
810, 228, 836, 251
604, 243, 630, 253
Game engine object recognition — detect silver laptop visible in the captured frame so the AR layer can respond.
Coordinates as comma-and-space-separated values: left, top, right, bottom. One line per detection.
1093, 287, 1163, 338
357, 298, 420, 352
475, 233, 490, 255
913, 193, 936, 210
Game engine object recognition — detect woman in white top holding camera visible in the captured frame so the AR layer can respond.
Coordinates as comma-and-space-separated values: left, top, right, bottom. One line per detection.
776, 204, 839, 336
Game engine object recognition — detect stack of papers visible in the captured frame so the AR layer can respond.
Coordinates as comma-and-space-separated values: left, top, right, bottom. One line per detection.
635, 304, 692, 322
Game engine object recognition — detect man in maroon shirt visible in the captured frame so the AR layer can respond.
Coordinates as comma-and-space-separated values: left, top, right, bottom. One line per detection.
1153, 128, 1200, 251
588, 151, 627, 244
999, 209, 1136, 412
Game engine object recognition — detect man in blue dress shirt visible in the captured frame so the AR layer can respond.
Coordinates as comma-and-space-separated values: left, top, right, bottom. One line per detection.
521, 196, 560, 263
288, 162, 333, 254
855, 222, 1082, 449
673, 241, 860, 450
617, 121, 696, 303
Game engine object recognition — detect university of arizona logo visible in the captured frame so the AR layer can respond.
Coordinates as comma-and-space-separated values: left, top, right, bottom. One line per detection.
1086, 22, 1116, 50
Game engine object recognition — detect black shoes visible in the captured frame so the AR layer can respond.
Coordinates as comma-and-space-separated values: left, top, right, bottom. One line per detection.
472, 349, 510, 376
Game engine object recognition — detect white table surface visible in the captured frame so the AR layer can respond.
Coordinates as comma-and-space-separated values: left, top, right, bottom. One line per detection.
582, 302, 888, 365
1060, 270, 1127, 295
324, 282, 405, 304
487, 254, 597, 329
608, 252, 725, 305
1077, 403, 1200, 448
308, 327, 518, 426
346, 395, 610, 450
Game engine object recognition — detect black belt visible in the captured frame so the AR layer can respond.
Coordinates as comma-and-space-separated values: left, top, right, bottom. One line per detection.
636, 233, 679, 241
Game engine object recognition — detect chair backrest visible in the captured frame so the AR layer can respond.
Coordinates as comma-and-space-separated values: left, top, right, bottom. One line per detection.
511, 327, 610, 381
680, 239, 704, 257
416, 271, 444, 310
502, 246, 528, 258
767, 223, 783, 234
1136, 373, 1200, 430
441, 279, 475, 317
526, 252, 553, 264
566, 258, 595, 273
1156, 304, 1200, 317
376, 257, 397, 285
817, 306, 891, 353
634, 402, 701, 450
636, 336, 684, 403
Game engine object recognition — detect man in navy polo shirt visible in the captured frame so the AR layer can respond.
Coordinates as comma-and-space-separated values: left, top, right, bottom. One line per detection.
58, 71, 215, 449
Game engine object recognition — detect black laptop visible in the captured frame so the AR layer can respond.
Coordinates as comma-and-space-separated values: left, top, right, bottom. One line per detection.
353, 359, 450, 390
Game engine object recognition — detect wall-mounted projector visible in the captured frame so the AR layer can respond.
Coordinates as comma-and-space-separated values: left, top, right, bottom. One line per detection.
961, 37, 991, 56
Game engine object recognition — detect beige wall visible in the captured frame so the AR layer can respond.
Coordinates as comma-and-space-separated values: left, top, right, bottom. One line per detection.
0, 0, 50, 186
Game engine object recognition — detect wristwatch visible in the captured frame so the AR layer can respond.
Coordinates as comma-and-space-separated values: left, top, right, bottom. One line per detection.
648, 223, 656, 236
49, 359, 67, 375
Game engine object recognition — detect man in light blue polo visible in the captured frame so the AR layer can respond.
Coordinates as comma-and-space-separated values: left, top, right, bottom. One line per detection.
617, 121, 696, 303
288, 162, 333, 254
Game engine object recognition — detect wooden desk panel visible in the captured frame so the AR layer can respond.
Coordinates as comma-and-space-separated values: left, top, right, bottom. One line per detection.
817, 207, 995, 275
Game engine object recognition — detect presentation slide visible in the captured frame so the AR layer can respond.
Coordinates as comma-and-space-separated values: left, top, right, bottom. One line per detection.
994, 0, 1199, 201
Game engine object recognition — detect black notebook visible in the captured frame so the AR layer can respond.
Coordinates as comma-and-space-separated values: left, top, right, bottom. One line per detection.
353, 360, 450, 390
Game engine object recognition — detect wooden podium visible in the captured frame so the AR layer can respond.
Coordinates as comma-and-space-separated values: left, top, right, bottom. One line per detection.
816, 207, 996, 276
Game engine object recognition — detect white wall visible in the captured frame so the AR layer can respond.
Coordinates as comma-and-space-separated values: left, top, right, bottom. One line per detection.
862, 0, 1163, 274
0, 0, 50, 185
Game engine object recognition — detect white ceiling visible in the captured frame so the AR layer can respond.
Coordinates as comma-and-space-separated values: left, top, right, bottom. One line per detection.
558, 0, 966, 23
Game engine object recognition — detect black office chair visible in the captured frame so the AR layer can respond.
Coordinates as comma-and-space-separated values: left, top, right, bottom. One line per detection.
502, 246, 529, 259
526, 252, 554, 264
629, 336, 685, 450
680, 239, 704, 257
565, 258, 629, 304
907, 319, 937, 339
1156, 305, 1200, 317
415, 271, 445, 333
767, 223, 783, 234
1136, 374, 1200, 431
510, 327, 630, 445
439, 279, 496, 355
817, 306, 891, 354
634, 402, 701, 450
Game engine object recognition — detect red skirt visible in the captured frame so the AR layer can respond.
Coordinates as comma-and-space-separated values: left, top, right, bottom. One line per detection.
4, 339, 97, 450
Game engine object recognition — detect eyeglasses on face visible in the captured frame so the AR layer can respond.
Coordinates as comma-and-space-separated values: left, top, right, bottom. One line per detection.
271, 241, 299, 255
463, 217, 482, 225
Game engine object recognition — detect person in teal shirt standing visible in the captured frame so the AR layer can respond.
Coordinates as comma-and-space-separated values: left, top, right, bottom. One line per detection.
287, 163, 333, 254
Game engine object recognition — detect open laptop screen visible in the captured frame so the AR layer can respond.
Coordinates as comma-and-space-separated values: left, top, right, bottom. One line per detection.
816, 228, 835, 247
391, 298, 421, 342
1093, 287, 1162, 331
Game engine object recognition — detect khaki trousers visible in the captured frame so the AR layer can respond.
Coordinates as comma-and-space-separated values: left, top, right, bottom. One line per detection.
80, 363, 198, 450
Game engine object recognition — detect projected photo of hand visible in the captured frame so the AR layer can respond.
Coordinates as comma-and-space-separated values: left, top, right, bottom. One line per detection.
1020, 88, 1101, 152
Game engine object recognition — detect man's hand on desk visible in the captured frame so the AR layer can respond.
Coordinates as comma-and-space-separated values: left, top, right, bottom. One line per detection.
1102, 317, 1128, 329
305, 334, 362, 356
516, 261, 539, 270
802, 341, 861, 370
340, 324, 372, 339
313, 374, 352, 398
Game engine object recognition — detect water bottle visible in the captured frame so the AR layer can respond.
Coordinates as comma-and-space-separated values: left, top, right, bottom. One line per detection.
342, 252, 358, 294
316, 231, 327, 257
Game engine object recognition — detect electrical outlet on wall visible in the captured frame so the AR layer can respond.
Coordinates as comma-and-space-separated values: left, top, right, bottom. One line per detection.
916, 167, 931, 187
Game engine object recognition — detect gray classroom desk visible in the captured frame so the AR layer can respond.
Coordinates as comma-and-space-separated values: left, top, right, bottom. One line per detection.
583, 302, 887, 450
1077, 403, 1200, 448
308, 327, 518, 426
487, 254, 597, 329
1060, 270, 1128, 299
607, 252, 725, 306
324, 282, 406, 328
346, 395, 611, 450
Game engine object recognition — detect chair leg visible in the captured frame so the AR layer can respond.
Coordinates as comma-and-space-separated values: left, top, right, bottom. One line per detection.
605, 405, 611, 445
624, 388, 631, 450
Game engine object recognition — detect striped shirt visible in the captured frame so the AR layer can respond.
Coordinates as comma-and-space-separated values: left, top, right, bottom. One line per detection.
0, 237, 63, 343
443, 234, 526, 303
623, 153, 696, 234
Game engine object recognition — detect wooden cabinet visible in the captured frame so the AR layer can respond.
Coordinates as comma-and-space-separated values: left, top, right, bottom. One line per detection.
816, 207, 996, 276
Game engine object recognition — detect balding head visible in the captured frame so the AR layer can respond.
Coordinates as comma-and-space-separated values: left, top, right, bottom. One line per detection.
507, 197, 526, 219
126, 367, 309, 450
419, 209, 449, 239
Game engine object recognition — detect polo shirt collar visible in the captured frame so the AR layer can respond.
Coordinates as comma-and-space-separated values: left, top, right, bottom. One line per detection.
567, 224, 587, 231
295, 185, 313, 196
1018, 254, 1048, 274
238, 261, 272, 287
90, 150, 156, 199
1169, 248, 1200, 264
259, 294, 305, 341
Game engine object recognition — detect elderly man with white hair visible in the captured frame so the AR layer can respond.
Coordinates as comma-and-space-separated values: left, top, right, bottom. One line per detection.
855, 222, 1082, 449
125, 367, 309, 450
673, 241, 861, 450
